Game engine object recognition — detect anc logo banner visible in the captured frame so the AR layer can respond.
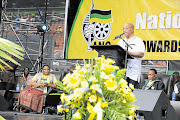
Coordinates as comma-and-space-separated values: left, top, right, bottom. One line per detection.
66, 0, 180, 60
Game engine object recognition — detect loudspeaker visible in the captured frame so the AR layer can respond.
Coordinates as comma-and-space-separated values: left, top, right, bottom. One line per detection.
133, 89, 178, 120
0, 95, 9, 111
170, 101, 180, 120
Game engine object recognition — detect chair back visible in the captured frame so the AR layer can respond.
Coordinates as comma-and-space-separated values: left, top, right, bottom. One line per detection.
157, 74, 175, 100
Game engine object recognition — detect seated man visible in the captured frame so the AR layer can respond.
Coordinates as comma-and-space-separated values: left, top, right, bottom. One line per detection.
141, 69, 165, 90
173, 72, 180, 100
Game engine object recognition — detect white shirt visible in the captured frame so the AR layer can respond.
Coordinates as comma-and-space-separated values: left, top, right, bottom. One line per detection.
174, 84, 179, 94
22, 74, 33, 86
118, 36, 145, 82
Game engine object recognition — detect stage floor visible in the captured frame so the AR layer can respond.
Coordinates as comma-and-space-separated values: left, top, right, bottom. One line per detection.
0, 111, 64, 120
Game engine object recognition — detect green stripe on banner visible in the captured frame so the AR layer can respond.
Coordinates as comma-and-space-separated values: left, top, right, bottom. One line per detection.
90, 14, 111, 19
168, 70, 180, 75
65, 0, 84, 59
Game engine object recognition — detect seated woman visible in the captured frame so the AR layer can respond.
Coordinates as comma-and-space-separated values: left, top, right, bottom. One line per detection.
22, 67, 33, 87
18, 65, 57, 113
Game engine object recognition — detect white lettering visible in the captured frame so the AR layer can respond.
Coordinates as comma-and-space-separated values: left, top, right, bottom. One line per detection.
147, 15, 158, 29
135, 11, 180, 29
166, 11, 172, 29
135, 13, 147, 29
159, 13, 166, 29
172, 14, 180, 28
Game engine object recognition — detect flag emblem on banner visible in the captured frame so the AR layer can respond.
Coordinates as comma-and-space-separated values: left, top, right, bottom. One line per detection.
90, 9, 112, 24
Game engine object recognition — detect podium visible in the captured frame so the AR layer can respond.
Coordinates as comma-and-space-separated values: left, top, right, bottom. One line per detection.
90, 45, 133, 68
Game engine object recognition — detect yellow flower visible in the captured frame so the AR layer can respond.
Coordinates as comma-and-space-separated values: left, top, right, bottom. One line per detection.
60, 93, 66, 103
73, 110, 81, 119
106, 58, 115, 64
81, 80, 89, 88
101, 64, 115, 74
129, 92, 135, 101
128, 115, 133, 120
85, 64, 90, 68
104, 80, 117, 91
70, 103, 77, 108
67, 101, 71, 105
57, 105, 63, 113
74, 88, 83, 99
75, 65, 81, 71
89, 95, 97, 103
119, 79, 128, 86
90, 84, 100, 91
81, 67, 88, 74
65, 108, 69, 112
114, 66, 119, 70
58, 57, 137, 120
87, 102, 94, 113
101, 102, 108, 108
87, 92, 91, 96
62, 73, 71, 84
122, 114, 126, 118
123, 88, 128, 94
122, 99, 126, 104
66, 74, 80, 89
100, 72, 110, 79
66, 94, 75, 101
129, 83, 134, 90
89, 76, 98, 83
117, 69, 126, 75
129, 107, 136, 114
108, 74, 115, 79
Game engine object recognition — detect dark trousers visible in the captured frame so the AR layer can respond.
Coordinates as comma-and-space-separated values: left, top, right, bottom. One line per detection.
0, 82, 15, 110
127, 77, 139, 89
0, 82, 15, 90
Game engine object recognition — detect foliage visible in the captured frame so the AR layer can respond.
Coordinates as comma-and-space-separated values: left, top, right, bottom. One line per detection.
57, 56, 137, 120
0, 37, 24, 70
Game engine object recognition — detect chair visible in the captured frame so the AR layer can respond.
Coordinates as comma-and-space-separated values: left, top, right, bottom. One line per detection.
140, 74, 175, 100
43, 71, 68, 114
44, 87, 62, 106
43, 87, 62, 114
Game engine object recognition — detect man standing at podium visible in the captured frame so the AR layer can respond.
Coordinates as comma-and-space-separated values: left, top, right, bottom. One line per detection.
118, 23, 145, 88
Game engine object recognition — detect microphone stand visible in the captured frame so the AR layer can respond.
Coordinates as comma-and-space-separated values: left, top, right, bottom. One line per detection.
120, 37, 132, 80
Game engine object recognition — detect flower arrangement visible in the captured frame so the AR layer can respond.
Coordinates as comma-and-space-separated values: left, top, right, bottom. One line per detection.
57, 56, 137, 120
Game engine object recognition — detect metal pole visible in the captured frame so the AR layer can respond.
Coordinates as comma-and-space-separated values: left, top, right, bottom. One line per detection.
63, 0, 69, 59
37, 0, 48, 72
3, 12, 36, 71
166, 60, 169, 74
32, 39, 49, 71
37, 35, 43, 72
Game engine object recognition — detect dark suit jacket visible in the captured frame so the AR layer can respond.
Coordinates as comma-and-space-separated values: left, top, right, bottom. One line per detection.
141, 79, 165, 91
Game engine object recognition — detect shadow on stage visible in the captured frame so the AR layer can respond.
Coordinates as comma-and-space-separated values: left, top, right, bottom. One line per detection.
0, 111, 63, 120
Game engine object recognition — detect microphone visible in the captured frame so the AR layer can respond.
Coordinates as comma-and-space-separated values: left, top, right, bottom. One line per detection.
113, 33, 124, 40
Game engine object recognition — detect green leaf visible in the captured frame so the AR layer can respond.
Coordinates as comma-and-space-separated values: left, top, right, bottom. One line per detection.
49, 93, 63, 95
0, 37, 24, 70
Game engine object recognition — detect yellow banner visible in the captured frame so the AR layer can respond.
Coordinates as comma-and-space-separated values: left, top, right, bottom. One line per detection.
66, 0, 180, 60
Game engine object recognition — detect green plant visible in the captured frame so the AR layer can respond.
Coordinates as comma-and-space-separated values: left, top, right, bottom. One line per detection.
0, 37, 24, 70
57, 56, 137, 120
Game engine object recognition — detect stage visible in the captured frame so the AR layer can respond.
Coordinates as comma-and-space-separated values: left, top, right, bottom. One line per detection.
1, 101, 180, 120
0, 111, 63, 120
